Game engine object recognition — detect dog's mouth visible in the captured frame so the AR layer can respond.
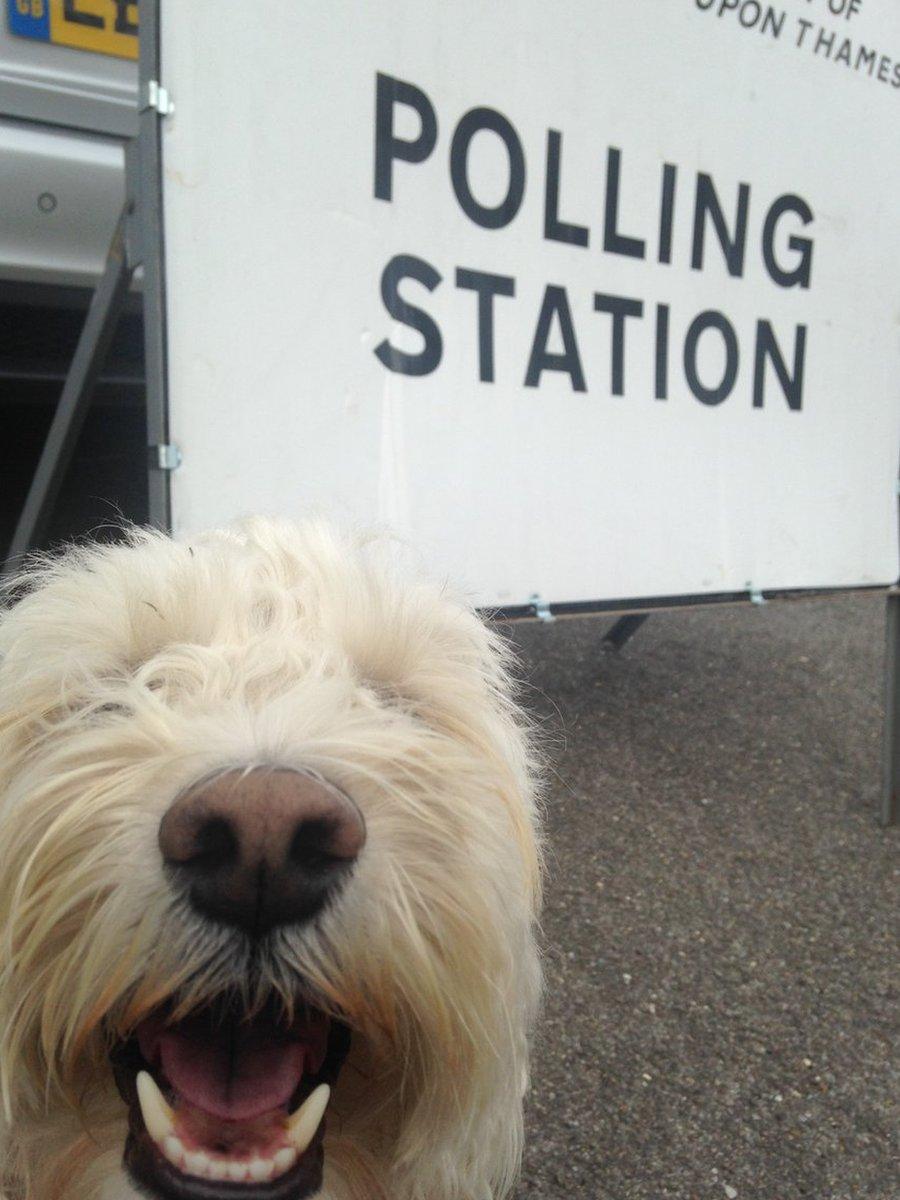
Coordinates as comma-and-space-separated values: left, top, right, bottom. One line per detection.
111, 994, 350, 1200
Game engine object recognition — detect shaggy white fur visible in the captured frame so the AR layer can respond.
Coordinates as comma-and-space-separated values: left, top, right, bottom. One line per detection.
0, 519, 543, 1200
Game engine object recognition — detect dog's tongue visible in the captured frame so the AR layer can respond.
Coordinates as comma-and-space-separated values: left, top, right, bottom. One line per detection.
157, 1028, 306, 1121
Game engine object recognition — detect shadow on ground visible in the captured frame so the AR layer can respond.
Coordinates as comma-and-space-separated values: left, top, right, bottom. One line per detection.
507, 594, 898, 1200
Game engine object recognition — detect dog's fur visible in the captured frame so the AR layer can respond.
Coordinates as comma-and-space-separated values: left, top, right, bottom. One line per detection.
0, 519, 542, 1200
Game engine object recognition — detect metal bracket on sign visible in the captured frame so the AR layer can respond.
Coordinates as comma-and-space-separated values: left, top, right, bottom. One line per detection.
530, 594, 556, 623
144, 80, 174, 116
152, 443, 182, 471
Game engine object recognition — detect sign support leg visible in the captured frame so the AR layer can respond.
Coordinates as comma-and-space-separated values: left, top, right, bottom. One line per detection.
2, 212, 133, 579
602, 613, 650, 653
880, 587, 900, 826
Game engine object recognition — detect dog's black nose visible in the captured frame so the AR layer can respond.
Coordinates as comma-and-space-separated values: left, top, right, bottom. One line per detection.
159, 768, 365, 934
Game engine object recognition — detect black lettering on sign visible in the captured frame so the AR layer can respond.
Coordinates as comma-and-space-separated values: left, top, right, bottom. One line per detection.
762, 195, 814, 289
658, 163, 677, 265
450, 107, 526, 229
754, 321, 806, 410
593, 292, 644, 397
455, 268, 516, 383
603, 148, 646, 260
692, 174, 750, 277
374, 254, 443, 376
374, 73, 437, 202
368, 71, 818, 412
524, 286, 586, 392
684, 311, 740, 405
544, 131, 589, 247
655, 304, 670, 400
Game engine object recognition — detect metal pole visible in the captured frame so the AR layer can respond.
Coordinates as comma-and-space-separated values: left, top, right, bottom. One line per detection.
880, 587, 900, 826
137, 0, 172, 533
2, 212, 132, 579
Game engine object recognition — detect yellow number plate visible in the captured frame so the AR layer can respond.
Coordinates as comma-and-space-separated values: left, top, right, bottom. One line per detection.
7, 0, 138, 61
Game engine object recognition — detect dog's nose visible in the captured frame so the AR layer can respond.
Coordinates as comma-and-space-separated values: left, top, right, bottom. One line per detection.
158, 768, 365, 935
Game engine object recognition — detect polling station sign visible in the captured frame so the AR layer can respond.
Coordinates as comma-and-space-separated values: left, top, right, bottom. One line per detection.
154, 0, 900, 609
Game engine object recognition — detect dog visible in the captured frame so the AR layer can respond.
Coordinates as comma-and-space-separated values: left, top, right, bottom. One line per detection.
0, 518, 542, 1200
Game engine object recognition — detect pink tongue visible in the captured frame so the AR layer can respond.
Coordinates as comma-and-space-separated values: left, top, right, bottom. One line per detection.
158, 1030, 306, 1121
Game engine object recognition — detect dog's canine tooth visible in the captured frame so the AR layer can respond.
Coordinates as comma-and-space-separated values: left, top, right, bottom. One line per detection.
285, 1083, 330, 1155
163, 1135, 185, 1167
136, 1071, 175, 1142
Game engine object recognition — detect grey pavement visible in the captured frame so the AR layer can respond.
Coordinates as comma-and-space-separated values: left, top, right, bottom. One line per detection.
507, 594, 898, 1200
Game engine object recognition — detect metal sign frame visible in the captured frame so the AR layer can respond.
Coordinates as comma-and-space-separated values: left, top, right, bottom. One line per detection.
136, 0, 172, 534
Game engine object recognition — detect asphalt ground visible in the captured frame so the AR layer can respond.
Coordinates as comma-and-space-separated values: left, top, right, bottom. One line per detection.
506, 593, 898, 1200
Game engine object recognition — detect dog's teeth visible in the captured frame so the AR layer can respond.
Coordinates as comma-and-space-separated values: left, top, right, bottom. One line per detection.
137, 1068, 318, 1181
285, 1083, 330, 1155
136, 1071, 175, 1142
183, 1149, 210, 1177
248, 1157, 273, 1181
163, 1135, 185, 1167
273, 1146, 298, 1174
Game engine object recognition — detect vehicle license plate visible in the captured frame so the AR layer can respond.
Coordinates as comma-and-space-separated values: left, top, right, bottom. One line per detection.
7, 0, 138, 60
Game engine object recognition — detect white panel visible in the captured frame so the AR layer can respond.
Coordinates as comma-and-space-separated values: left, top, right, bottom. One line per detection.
159, 0, 900, 607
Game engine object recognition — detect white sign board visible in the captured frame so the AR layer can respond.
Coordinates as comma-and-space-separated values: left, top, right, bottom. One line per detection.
158, 0, 900, 609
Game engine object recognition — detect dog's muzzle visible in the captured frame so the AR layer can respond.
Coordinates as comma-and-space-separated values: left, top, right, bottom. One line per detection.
110, 767, 363, 1199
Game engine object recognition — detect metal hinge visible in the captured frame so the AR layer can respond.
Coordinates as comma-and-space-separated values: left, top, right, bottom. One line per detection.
151, 443, 182, 471
144, 80, 174, 116
530, 593, 556, 623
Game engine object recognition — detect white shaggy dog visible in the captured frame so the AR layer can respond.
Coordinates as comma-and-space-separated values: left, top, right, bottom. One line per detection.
0, 519, 543, 1200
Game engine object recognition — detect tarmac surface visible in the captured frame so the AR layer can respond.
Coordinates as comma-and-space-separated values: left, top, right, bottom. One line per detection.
506, 593, 898, 1200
